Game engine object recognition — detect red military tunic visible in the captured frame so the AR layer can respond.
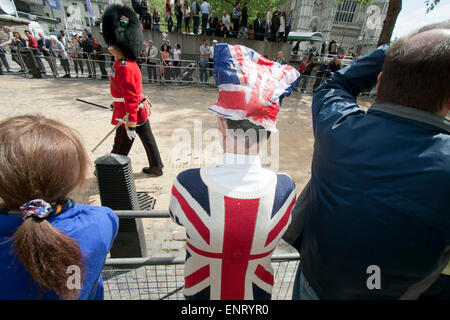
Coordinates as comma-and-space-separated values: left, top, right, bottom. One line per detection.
110, 58, 150, 127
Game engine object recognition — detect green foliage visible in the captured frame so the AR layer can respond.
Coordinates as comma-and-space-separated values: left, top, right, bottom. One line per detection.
208, 0, 289, 20
146, 0, 289, 23
425, 0, 440, 13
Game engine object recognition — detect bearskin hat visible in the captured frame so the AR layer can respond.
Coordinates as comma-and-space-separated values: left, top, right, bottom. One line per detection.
102, 4, 142, 60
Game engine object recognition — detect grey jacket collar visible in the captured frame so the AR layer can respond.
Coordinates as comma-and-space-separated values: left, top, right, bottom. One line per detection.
370, 102, 450, 133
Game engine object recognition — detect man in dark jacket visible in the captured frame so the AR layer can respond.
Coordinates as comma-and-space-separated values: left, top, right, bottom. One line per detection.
253, 14, 262, 41
37, 32, 57, 76
80, 32, 93, 78
241, 2, 248, 29
283, 21, 450, 299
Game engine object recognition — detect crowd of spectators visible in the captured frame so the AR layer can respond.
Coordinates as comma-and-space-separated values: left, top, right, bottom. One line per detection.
132, 0, 293, 42
1, 24, 349, 93
0, 18, 449, 302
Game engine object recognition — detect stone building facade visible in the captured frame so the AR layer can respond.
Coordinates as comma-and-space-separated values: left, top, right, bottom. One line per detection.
10, 0, 127, 33
285, 0, 388, 55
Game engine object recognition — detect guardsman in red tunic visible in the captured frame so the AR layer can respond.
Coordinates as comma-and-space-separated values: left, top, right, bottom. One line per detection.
102, 4, 163, 176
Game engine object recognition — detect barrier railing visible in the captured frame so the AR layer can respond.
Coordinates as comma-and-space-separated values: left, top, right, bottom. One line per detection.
0, 48, 375, 96
102, 210, 300, 300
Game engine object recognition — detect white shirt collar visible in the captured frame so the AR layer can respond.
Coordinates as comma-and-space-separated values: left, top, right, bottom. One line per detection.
218, 152, 261, 167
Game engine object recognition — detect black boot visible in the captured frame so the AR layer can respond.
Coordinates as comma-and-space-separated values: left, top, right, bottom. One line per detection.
142, 167, 163, 177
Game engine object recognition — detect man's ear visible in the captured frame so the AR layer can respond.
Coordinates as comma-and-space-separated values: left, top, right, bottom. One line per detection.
376, 72, 382, 94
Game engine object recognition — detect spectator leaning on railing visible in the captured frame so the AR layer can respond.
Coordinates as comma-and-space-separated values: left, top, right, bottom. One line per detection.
0, 26, 13, 73
38, 32, 56, 76
50, 35, 70, 78
11, 31, 27, 72
145, 39, 159, 83
199, 38, 210, 84
92, 37, 108, 79
81, 32, 94, 78
69, 34, 84, 78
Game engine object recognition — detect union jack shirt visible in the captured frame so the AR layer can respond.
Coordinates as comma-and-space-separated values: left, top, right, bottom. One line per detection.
169, 167, 296, 300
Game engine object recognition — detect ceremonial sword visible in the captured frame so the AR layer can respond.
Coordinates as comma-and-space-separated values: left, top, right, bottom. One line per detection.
91, 114, 129, 153
76, 98, 111, 110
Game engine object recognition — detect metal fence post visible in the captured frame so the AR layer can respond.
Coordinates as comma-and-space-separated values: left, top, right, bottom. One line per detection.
95, 153, 148, 258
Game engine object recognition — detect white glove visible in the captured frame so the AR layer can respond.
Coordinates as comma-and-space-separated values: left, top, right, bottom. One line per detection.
126, 128, 137, 140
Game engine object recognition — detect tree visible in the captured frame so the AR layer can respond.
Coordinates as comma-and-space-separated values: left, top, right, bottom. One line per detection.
377, 0, 402, 46
208, 0, 289, 21
425, 0, 441, 13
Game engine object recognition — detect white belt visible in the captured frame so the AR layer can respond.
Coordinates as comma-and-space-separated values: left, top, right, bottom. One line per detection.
112, 97, 146, 109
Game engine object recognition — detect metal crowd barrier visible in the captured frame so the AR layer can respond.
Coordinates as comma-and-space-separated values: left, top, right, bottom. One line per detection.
0, 48, 375, 97
102, 210, 300, 300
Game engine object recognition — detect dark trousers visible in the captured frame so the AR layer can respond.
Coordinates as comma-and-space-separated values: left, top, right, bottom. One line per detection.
73, 54, 84, 75
232, 18, 240, 36
82, 52, 93, 76
12, 49, 26, 70
184, 17, 190, 32
61, 58, 70, 75
193, 16, 200, 34
201, 13, 208, 34
93, 57, 108, 78
43, 55, 57, 76
111, 119, 164, 169
176, 15, 183, 32
167, 16, 173, 32
0, 49, 10, 71
34, 52, 46, 73
147, 62, 158, 81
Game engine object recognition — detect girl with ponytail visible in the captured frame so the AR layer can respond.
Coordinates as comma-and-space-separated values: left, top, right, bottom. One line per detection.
0, 115, 118, 300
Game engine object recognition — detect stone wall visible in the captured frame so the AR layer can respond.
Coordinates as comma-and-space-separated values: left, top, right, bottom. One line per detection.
91, 26, 291, 62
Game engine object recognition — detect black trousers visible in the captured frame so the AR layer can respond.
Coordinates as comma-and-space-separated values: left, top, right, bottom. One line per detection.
147, 62, 158, 81
111, 119, 164, 169
201, 14, 208, 34
193, 16, 200, 34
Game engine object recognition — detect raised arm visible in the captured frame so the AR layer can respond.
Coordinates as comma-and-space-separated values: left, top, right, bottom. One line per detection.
311, 45, 388, 139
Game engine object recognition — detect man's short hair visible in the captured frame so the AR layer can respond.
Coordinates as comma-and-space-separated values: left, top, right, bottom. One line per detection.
225, 119, 271, 149
376, 20, 450, 113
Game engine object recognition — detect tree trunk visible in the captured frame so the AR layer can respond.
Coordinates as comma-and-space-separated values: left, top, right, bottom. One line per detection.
377, 0, 402, 46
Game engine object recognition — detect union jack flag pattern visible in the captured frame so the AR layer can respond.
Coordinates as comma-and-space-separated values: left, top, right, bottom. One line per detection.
211, 43, 301, 132
169, 168, 296, 300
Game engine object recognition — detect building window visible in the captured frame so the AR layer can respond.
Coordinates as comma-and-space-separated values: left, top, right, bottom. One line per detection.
334, 0, 357, 23
85, 17, 90, 26
84, 3, 88, 11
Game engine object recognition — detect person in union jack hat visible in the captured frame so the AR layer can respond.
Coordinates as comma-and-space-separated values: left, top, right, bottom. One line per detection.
102, 4, 164, 176
169, 44, 300, 300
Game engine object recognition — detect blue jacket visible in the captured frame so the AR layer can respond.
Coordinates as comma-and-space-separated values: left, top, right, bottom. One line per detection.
0, 204, 118, 300
299, 46, 450, 299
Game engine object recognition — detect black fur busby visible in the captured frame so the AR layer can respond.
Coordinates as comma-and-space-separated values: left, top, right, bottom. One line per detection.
102, 4, 142, 60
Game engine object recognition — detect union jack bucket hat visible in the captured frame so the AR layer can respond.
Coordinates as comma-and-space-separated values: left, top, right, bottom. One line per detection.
210, 44, 301, 132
